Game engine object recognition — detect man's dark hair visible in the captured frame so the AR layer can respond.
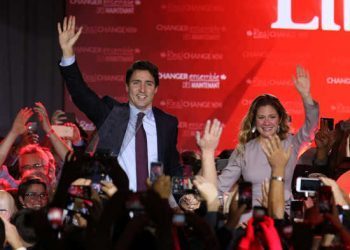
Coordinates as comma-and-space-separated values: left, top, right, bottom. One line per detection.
125, 60, 159, 87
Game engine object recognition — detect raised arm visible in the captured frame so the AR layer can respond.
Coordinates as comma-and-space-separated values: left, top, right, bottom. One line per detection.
261, 135, 291, 219
291, 66, 319, 151
292, 65, 313, 105
33, 102, 72, 161
57, 16, 82, 58
0, 108, 33, 167
196, 119, 223, 187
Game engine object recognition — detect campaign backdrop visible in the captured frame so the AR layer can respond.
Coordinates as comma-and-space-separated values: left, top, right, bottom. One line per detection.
65, 0, 350, 154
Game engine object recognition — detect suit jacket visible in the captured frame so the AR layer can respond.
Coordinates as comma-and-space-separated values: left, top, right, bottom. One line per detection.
59, 62, 181, 176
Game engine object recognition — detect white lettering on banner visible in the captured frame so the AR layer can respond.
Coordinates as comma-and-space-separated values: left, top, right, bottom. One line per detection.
160, 51, 223, 61
272, 0, 350, 30
83, 26, 137, 34
160, 99, 223, 109
159, 73, 188, 80
83, 73, 124, 83
326, 77, 350, 84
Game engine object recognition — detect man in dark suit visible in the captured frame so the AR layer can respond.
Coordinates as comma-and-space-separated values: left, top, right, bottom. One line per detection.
57, 16, 181, 192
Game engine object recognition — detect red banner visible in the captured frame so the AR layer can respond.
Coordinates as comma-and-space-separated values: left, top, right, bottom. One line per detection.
65, 0, 350, 153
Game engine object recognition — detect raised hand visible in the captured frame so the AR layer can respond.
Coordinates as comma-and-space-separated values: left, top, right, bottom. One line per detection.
195, 119, 223, 153
292, 65, 312, 101
10, 107, 33, 136
57, 16, 82, 58
33, 102, 51, 133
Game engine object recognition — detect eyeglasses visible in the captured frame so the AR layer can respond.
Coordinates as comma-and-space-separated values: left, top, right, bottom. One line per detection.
21, 163, 44, 171
24, 192, 48, 200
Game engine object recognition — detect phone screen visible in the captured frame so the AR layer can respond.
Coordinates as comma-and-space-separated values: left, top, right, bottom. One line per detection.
172, 177, 194, 194
150, 162, 164, 183
298, 178, 322, 193
290, 200, 304, 222
66, 197, 92, 215
238, 181, 252, 210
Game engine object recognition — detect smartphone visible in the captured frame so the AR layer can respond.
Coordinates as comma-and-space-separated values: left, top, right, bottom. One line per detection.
296, 177, 322, 194
172, 213, 186, 226
172, 177, 194, 195
290, 200, 304, 222
66, 197, 93, 215
91, 172, 112, 194
318, 185, 332, 213
238, 181, 252, 211
52, 125, 74, 138
320, 117, 334, 131
150, 162, 164, 183
68, 185, 91, 200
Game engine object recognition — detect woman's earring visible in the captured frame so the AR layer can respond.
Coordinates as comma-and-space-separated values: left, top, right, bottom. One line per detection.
277, 125, 280, 133
251, 126, 256, 133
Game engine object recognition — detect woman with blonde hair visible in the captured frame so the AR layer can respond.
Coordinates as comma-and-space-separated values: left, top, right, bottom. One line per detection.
198, 66, 319, 221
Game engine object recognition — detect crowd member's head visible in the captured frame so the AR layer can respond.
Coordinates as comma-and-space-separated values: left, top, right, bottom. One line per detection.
237, 94, 289, 154
18, 177, 48, 210
11, 209, 38, 248
0, 190, 17, 220
18, 144, 55, 184
125, 60, 159, 111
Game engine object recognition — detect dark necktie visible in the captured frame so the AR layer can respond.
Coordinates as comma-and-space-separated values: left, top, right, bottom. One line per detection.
135, 112, 148, 191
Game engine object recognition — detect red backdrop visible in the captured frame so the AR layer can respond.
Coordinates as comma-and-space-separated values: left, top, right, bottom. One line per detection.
65, 0, 350, 154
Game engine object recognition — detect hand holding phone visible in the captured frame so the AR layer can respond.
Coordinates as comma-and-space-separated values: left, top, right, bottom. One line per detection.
296, 177, 322, 195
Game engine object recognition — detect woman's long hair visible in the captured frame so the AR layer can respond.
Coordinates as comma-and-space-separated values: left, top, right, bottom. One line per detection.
236, 94, 290, 155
